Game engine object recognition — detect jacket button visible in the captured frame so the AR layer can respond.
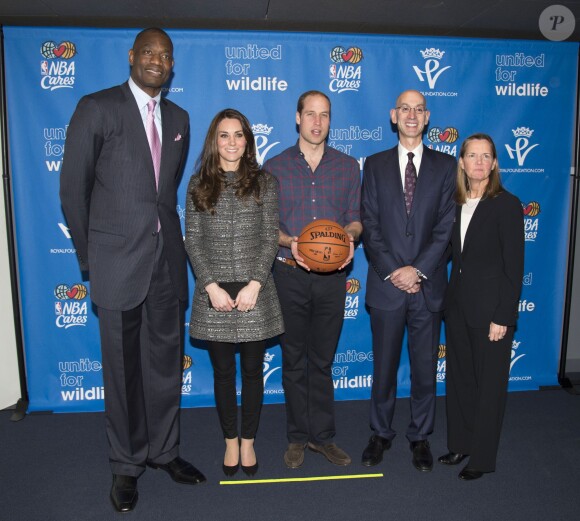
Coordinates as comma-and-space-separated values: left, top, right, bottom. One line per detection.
152, 231, 157, 236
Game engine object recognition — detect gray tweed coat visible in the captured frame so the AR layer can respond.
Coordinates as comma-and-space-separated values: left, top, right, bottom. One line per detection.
185, 171, 284, 343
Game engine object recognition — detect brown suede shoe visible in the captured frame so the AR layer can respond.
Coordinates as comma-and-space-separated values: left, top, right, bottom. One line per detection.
284, 443, 307, 468
307, 442, 352, 466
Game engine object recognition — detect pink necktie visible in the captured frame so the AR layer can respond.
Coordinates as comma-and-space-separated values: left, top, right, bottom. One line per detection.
146, 99, 161, 191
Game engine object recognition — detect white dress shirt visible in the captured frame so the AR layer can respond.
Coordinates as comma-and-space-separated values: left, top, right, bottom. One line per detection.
128, 77, 163, 143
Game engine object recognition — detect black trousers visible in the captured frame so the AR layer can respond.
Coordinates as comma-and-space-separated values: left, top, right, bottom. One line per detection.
207, 340, 266, 439
98, 235, 185, 477
273, 260, 345, 445
445, 301, 513, 472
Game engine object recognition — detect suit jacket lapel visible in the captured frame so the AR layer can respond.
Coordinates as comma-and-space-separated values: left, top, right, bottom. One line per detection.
120, 82, 160, 194
462, 197, 493, 253
384, 149, 407, 220
159, 99, 173, 195
453, 204, 462, 261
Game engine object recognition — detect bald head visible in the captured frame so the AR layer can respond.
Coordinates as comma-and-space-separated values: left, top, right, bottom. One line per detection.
395, 89, 426, 109
390, 89, 430, 149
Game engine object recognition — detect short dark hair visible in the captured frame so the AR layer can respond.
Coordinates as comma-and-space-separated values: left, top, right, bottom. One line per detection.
296, 90, 331, 115
132, 27, 173, 51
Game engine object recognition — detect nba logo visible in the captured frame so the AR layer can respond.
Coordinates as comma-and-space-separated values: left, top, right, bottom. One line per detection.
55, 302, 63, 315
329, 64, 337, 78
41, 61, 48, 75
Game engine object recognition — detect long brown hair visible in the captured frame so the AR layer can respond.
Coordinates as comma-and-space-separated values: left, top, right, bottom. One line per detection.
191, 109, 263, 214
455, 133, 504, 204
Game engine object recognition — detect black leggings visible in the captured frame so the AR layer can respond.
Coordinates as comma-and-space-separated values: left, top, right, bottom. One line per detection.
207, 340, 266, 439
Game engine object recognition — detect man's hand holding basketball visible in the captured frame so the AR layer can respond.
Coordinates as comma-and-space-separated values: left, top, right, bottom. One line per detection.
290, 237, 310, 271
338, 234, 355, 271
338, 222, 362, 271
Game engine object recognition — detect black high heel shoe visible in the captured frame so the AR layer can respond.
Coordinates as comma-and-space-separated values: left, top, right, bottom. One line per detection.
222, 463, 239, 477
241, 461, 258, 477
240, 438, 258, 476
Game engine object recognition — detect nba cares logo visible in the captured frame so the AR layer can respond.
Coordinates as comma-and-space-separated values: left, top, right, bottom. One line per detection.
329, 46, 363, 94
413, 48, 451, 89
40, 40, 76, 91
522, 200, 540, 242
346, 278, 361, 294
522, 201, 540, 217
41, 41, 77, 60
54, 283, 88, 300
427, 127, 459, 144
330, 46, 363, 64
54, 283, 89, 329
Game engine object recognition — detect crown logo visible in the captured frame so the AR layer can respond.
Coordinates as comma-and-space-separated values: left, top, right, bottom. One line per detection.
263, 352, 275, 362
252, 123, 273, 135
512, 127, 534, 138
420, 48, 445, 60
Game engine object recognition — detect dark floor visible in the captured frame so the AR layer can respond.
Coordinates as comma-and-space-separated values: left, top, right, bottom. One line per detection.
1, 390, 579, 521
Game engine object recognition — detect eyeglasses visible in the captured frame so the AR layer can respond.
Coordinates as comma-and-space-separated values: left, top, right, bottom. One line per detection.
464, 153, 494, 162
396, 105, 426, 115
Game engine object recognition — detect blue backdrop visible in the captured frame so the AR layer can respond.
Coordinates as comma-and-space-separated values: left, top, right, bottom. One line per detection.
3, 27, 578, 412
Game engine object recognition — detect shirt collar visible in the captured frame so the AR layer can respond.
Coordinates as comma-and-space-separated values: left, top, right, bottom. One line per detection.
128, 77, 161, 111
296, 139, 328, 159
398, 142, 423, 161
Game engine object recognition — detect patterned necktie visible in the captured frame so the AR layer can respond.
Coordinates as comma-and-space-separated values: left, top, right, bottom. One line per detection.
146, 99, 161, 191
404, 152, 417, 215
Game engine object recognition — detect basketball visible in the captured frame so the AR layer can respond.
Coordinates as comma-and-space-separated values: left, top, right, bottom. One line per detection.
297, 219, 350, 273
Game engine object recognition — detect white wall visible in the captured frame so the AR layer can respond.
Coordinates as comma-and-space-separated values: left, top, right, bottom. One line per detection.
0, 112, 22, 410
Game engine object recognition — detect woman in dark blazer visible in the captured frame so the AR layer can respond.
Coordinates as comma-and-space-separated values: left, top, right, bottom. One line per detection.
185, 109, 284, 477
439, 133, 524, 480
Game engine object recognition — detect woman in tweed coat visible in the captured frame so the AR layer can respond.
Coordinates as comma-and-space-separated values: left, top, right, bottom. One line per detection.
185, 109, 283, 478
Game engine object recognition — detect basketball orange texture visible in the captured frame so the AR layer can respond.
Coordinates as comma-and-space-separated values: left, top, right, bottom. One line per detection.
297, 219, 350, 272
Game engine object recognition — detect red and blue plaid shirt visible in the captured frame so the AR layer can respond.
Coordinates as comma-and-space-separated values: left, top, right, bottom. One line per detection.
264, 143, 361, 258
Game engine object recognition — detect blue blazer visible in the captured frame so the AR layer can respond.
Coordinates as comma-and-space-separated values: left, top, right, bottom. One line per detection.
361, 145, 456, 312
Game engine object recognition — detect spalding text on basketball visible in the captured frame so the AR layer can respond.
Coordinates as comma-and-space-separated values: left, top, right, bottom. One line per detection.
309, 231, 347, 242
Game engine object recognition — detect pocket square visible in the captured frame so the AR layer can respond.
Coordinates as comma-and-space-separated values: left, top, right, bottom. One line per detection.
174, 133, 182, 141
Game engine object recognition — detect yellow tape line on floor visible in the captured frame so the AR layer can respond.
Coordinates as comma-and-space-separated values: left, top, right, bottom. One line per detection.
221, 473, 383, 485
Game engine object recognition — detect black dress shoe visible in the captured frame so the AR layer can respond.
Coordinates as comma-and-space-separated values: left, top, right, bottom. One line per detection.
459, 466, 484, 480
438, 452, 469, 465
410, 440, 433, 472
361, 435, 392, 467
147, 457, 206, 485
110, 474, 138, 513
222, 463, 239, 477
241, 461, 259, 477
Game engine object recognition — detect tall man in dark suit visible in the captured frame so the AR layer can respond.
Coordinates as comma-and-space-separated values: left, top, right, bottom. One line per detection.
60, 28, 205, 513
360, 90, 456, 471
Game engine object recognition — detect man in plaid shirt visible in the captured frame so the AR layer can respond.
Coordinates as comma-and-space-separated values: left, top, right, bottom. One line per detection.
264, 90, 362, 469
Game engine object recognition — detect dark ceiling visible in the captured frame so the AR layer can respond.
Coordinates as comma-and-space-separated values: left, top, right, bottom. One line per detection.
0, 0, 579, 41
